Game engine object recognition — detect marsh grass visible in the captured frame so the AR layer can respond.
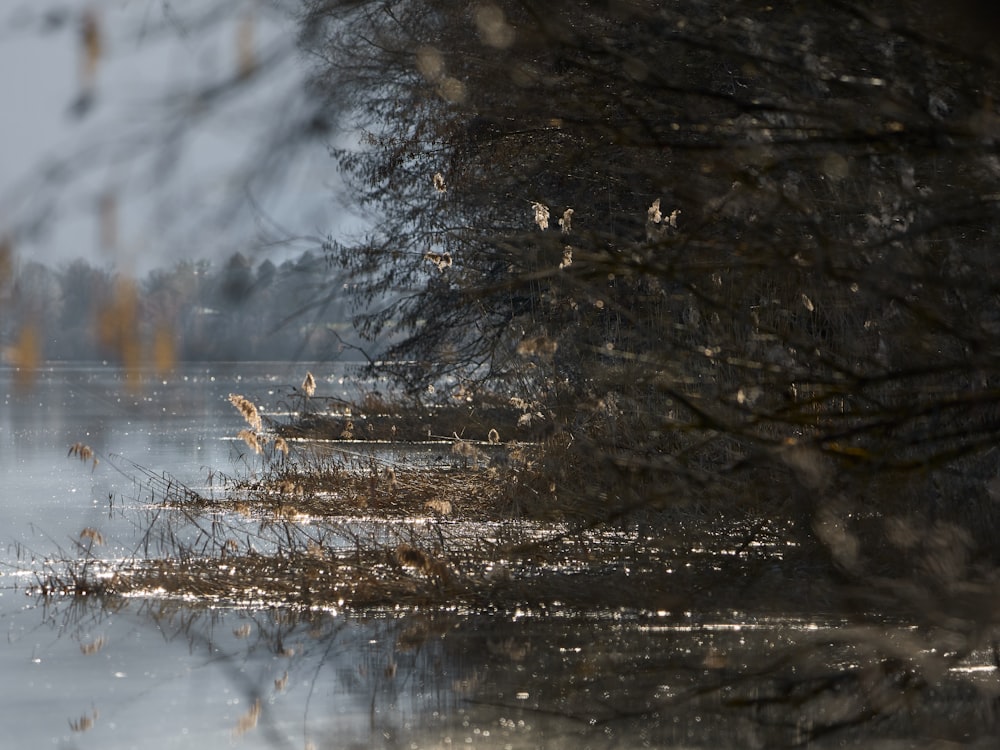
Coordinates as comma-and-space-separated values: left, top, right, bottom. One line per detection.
26, 382, 1000, 746
26, 392, 776, 612
36, 384, 1000, 630
23, 388, 871, 614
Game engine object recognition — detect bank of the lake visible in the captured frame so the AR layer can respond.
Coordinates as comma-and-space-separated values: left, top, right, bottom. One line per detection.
2, 362, 999, 749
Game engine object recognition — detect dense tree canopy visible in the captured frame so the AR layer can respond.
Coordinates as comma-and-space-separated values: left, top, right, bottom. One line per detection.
304, 0, 1000, 551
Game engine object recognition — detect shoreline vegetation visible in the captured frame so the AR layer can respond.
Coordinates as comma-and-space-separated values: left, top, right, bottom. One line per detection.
38, 374, 987, 624
36, 377, 842, 615
9, 1, 1000, 744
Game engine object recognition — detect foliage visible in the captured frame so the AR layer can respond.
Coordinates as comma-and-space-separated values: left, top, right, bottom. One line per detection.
306, 0, 1000, 554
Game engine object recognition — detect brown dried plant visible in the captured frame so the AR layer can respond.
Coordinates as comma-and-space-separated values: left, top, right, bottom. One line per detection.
80, 527, 105, 546
274, 436, 290, 456
79, 636, 106, 656
424, 251, 453, 271
274, 671, 289, 693
237, 429, 262, 454
69, 708, 99, 733
558, 207, 574, 233
232, 699, 261, 738
229, 393, 263, 432
302, 371, 316, 397
68, 442, 99, 470
532, 201, 550, 230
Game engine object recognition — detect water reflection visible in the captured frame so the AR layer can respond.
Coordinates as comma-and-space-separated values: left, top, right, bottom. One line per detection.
6, 592, 999, 749
0, 596, 800, 748
4, 363, 1000, 748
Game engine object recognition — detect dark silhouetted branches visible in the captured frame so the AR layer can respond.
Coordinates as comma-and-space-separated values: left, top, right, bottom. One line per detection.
302, 1, 1000, 584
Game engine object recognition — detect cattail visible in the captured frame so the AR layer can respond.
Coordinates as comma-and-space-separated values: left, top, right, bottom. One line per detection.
232, 699, 261, 739
423, 251, 452, 271
274, 436, 290, 456
648, 198, 662, 224
302, 371, 316, 397
532, 202, 550, 230
238, 429, 262, 454
79, 636, 106, 655
558, 208, 574, 233
69, 442, 99, 470
80, 527, 105, 545
69, 442, 94, 462
229, 394, 262, 432
70, 709, 99, 733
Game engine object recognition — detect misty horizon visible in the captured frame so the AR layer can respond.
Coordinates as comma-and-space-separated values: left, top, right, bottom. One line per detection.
0, 247, 377, 366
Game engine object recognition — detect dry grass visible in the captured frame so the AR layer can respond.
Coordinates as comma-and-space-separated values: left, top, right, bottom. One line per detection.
229, 393, 262, 432
36, 389, 1000, 631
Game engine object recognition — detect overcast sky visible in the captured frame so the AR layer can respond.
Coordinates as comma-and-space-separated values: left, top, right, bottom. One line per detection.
0, 1, 347, 276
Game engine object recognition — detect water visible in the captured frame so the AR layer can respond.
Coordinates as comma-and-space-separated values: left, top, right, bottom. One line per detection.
1, 363, 996, 748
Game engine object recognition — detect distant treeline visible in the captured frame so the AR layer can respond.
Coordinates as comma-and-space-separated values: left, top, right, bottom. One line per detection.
0, 251, 365, 363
